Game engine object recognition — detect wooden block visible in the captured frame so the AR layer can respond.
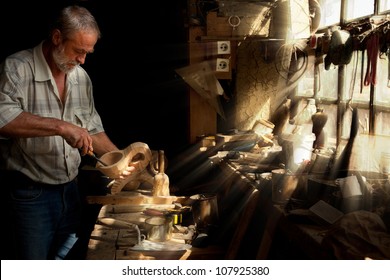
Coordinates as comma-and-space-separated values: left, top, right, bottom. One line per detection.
216, 132, 258, 143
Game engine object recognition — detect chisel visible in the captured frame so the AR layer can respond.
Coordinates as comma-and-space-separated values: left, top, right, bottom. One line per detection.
87, 150, 108, 166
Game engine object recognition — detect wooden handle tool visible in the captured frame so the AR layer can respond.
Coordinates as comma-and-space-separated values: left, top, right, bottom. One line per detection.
87, 150, 108, 166
152, 150, 170, 196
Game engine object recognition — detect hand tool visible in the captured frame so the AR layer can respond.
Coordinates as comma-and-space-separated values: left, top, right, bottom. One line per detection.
87, 150, 108, 166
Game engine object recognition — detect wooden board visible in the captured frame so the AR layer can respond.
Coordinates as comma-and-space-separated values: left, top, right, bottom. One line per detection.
188, 25, 217, 143
87, 228, 118, 260
216, 132, 258, 143
86, 193, 187, 205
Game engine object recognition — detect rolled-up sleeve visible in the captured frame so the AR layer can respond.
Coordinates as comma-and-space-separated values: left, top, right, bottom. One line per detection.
0, 61, 25, 130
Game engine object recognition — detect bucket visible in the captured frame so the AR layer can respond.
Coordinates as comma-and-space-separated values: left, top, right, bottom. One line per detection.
190, 194, 219, 231
144, 216, 173, 242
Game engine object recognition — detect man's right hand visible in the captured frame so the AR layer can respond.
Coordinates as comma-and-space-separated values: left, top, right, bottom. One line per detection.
61, 123, 93, 156
0, 112, 93, 155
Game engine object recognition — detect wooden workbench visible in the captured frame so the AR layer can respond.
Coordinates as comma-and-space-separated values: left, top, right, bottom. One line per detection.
85, 191, 226, 260
85, 158, 390, 260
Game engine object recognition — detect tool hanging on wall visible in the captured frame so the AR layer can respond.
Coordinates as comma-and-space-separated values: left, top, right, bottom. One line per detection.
152, 150, 170, 197
274, 41, 309, 84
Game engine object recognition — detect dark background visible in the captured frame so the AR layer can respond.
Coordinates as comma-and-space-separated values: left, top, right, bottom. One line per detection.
0, 0, 190, 159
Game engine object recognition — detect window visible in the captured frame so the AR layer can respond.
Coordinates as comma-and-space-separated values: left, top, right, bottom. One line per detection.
379, 0, 390, 13
318, 0, 341, 27
345, 0, 375, 21
295, 0, 389, 172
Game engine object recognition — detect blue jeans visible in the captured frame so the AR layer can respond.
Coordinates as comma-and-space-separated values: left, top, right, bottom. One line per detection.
4, 172, 81, 259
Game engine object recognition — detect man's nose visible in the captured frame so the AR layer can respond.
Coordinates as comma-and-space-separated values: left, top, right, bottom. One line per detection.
76, 54, 87, 64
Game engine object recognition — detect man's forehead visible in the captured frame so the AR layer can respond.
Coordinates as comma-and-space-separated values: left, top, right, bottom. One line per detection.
68, 30, 98, 51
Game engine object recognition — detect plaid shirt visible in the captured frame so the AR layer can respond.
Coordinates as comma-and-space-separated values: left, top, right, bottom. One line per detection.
0, 41, 104, 184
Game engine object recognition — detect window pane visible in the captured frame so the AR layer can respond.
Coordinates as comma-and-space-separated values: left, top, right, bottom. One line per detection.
343, 50, 390, 107
341, 107, 369, 138
344, 51, 370, 104
297, 61, 315, 97
349, 134, 389, 173
317, 63, 338, 101
321, 104, 337, 147
379, 0, 390, 12
376, 112, 390, 136
375, 53, 390, 106
318, 0, 341, 28
345, 0, 375, 21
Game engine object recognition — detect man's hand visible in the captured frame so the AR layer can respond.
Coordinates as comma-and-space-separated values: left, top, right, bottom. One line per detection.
0, 112, 93, 155
61, 123, 93, 155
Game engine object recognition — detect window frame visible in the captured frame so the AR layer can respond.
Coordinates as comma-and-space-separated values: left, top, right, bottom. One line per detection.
295, 0, 390, 148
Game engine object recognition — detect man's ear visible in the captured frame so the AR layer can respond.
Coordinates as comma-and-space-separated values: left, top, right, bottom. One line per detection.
52, 29, 62, 45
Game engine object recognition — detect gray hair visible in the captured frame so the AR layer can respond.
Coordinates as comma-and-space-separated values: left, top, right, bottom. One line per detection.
52, 5, 101, 41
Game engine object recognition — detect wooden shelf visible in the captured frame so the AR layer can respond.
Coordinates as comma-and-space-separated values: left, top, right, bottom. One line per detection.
200, 35, 284, 42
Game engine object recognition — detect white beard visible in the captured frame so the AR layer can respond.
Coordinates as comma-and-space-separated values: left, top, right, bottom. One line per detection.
52, 46, 79, 74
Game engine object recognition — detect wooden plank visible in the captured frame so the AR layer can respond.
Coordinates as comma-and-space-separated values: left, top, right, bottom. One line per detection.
189, 26, 207, 62
100, 204, 176, 214
116, 249, 188, 260
116, 246, 226, 260
189, 89, 217, 143
188, 25, 217, 143
87, 228, 119, 260
206, 12, 233, 37
216, 132, 258, 143
86, 194, 187, 205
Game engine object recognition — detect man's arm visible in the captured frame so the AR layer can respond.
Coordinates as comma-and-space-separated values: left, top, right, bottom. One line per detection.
0, 111, 93, 154
90, 132, 119, 156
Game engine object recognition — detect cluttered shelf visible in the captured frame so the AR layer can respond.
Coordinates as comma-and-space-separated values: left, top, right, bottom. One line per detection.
219, 156, 390, 260
175, 115, 390, 259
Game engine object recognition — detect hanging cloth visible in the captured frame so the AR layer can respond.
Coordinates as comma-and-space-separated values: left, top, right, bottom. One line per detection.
364, 33, 380, 86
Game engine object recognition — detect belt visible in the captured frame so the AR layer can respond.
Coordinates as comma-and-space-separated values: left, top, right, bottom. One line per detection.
35, 179, 76, 190
0, 170, 75, 189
